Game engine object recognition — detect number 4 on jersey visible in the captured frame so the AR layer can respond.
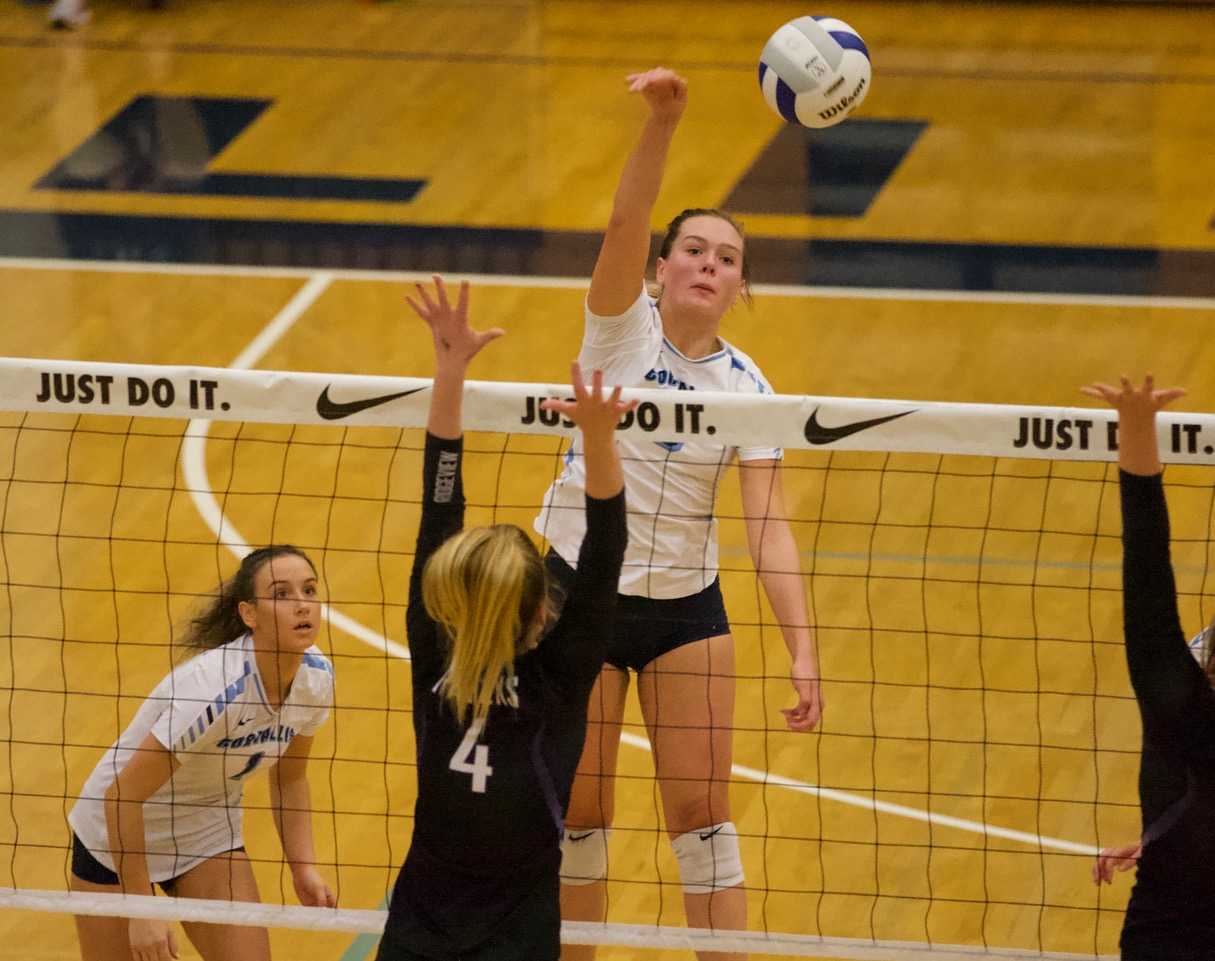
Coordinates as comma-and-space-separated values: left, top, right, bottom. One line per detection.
450, 721, 493, 793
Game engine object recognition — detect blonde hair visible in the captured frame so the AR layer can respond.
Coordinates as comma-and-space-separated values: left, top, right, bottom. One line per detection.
421, 525, 547, 727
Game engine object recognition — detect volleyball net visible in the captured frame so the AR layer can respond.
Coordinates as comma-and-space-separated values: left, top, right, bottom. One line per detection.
4, 356, 1215, 960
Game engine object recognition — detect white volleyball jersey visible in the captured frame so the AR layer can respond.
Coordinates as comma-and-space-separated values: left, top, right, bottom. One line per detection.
535, 288, 782, 599
69, 633, 333, 882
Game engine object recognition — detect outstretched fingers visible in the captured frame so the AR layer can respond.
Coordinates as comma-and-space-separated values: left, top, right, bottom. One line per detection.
405, 282, 437, 321
1081, 374, 1185, 412
407, 275, 503, 364
1079, 382, 1119, 403
539, 363, 636, 431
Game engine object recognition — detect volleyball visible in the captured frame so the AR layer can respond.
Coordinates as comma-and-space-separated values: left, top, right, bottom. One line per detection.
758, 15, 871, 128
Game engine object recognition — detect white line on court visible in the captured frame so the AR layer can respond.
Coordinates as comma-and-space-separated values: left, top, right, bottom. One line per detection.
173, 265, 1100, 889
178, 271, 410, 660
5, 253, 1215, 310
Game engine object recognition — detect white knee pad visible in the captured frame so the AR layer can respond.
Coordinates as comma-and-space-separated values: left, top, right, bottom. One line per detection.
560, 827, 611, 886
672, 822, 744, 894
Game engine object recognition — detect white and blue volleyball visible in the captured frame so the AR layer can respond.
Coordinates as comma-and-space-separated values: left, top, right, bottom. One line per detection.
758, 16, 871, 129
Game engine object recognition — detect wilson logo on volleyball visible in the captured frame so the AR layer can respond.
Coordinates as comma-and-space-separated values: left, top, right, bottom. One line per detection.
819, 75, 867, 122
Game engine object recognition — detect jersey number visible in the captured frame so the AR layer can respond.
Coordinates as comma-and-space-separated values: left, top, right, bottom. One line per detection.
449, 721, 493, 793
230, 752, 265, 781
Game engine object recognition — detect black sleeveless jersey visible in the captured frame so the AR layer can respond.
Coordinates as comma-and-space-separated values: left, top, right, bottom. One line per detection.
383, 433, 626, 958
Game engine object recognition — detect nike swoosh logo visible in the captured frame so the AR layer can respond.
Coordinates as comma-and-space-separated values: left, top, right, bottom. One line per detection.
698, 825, 725, 841
316, 385, 428, 421
568, 831, 595, 841
236, 717, 253, 727
803, 407, 916, 445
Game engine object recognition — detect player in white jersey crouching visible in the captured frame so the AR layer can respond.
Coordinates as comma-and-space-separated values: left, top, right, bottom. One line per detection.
68, 545, 336, 961
535, 68, 823, 961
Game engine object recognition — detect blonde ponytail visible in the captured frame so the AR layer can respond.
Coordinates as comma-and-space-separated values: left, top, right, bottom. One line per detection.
421, 525, 547, 727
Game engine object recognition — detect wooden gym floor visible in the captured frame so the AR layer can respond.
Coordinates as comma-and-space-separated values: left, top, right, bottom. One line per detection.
2, 1, 1215, 958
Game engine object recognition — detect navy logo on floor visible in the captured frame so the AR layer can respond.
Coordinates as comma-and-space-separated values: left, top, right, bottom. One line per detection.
36, 95, 426, 203
724, 118, 926, 218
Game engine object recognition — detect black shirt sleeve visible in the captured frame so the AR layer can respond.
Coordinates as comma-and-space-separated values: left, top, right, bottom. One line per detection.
1120, 469, 1215, 762
539, 490, 627, 690
406, 433, 466, 684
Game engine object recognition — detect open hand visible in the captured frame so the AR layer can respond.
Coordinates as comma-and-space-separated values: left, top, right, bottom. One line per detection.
540, 362, 636, 441
407, 276, 504, 370
1080, 375, 1185, 417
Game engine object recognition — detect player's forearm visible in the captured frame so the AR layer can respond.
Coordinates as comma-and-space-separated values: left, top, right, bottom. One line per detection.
104, 791, 154, 896
1118, 411, 1163, 477
426, 365, 466, 440
582, 433, 625, 500
751, 523, 817, 666
759, 571, 817, 665
271, 775, 319, 869
609, 115, 679, 226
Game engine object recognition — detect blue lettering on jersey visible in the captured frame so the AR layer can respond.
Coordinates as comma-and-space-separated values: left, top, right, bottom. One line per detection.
644, 370, 692, 452
644, 369, 694, 391
216, 725, 297, 750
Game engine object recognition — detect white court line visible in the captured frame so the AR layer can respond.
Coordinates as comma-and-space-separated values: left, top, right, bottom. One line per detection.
177, 268, 1099, 874
178, 271, 410, 660
4, 253, 1215, 309
617, 733, 1096, 855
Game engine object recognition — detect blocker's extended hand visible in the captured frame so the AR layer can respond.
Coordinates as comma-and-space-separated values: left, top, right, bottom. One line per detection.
407, 275, 504, 371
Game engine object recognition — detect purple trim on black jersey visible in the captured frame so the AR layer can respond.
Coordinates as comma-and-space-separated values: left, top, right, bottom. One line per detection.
529, 720, 566, 840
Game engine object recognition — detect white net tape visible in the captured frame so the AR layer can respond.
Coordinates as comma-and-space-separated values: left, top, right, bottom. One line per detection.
3, 355, 1213, 463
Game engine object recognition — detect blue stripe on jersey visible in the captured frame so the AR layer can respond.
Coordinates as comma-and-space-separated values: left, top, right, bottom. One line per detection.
178, 659, 254, 750
303, 652, 333, 674
725, 347, 771, 394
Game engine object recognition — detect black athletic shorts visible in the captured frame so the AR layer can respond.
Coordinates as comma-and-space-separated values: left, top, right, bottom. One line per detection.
70, 832, 245, 895
544, 551, 730, 673
376, 871, 559, 961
